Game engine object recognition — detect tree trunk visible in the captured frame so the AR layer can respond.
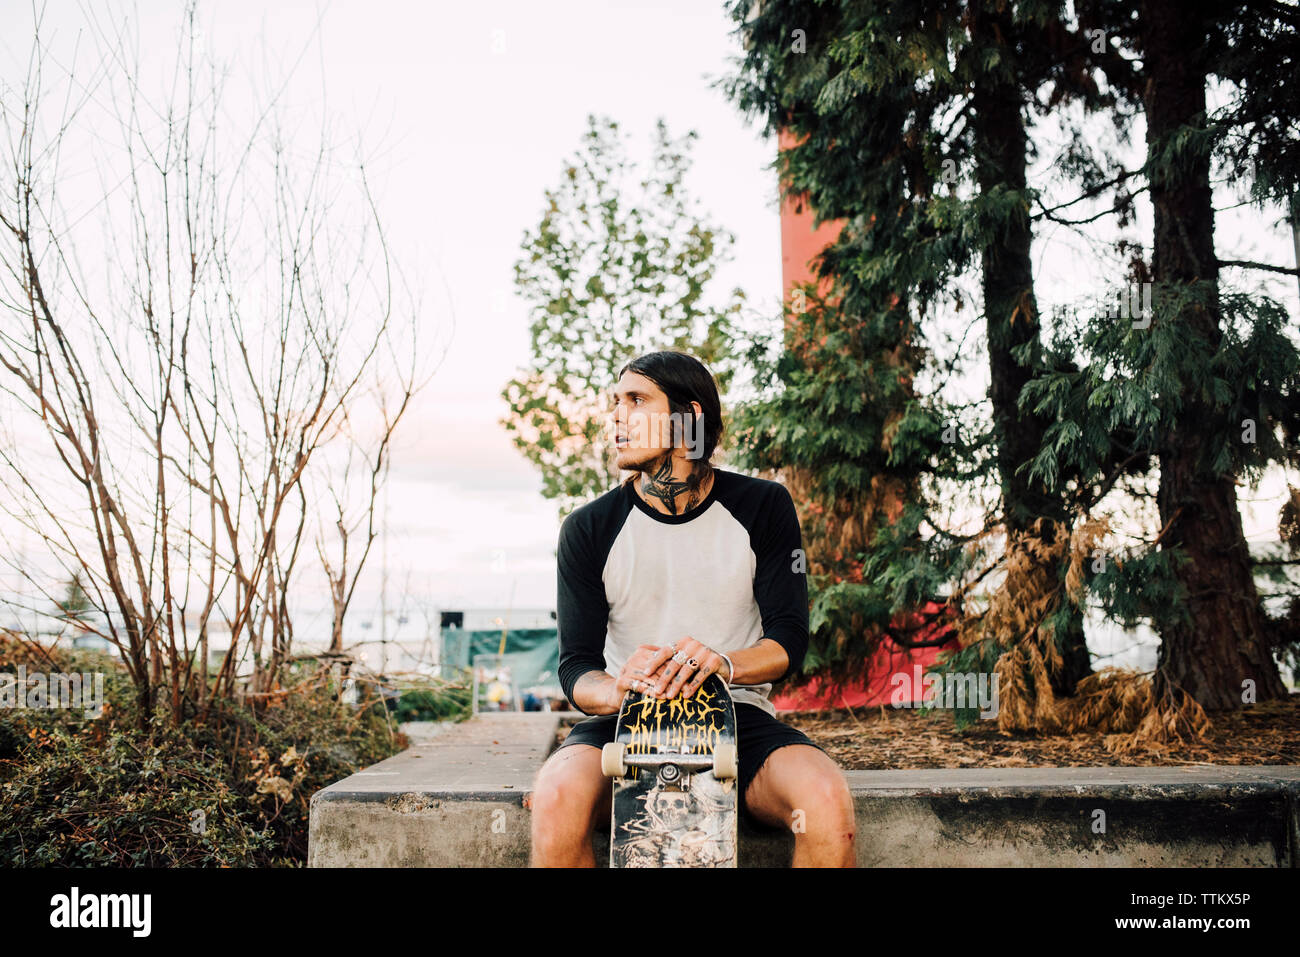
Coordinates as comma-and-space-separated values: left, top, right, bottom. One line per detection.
972, 3, 1092, 695
1142, 0, 1287, 708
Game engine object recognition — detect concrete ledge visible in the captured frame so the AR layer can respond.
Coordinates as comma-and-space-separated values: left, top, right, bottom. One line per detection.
308, 713, 1300, 867
845, 766, 1300, 867
309, 713, 555, 868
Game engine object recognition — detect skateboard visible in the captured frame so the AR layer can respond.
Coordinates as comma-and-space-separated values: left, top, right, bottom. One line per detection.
601, 673, 738, 867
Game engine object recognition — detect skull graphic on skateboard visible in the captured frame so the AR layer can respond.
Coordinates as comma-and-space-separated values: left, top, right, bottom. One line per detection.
600, 673, 738, 867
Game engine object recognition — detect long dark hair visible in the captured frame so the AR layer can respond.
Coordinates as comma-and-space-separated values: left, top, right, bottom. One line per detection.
617, 350, 724, 487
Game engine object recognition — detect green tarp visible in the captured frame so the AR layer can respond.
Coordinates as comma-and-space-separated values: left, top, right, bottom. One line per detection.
440, 627, 560, 693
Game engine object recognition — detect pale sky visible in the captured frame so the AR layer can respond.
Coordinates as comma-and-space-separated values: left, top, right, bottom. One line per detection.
1, 1, 1295, 658
0, 0, 786, 641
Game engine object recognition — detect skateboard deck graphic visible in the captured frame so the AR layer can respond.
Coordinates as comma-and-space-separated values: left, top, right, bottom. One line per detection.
602, 674, 738, 868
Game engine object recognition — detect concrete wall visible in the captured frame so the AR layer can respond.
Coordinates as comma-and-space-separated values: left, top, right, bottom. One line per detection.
308, 713, 1300, 867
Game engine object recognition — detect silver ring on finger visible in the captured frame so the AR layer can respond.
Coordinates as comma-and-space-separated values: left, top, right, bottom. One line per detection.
671, 650, 688, 664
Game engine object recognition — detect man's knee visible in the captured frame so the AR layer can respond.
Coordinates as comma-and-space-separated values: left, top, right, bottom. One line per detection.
530, 746, 608, 867
530, 747, 604, 828
785, 757, 855, 834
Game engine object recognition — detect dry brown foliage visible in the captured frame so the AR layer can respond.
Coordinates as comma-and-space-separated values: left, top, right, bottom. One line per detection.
959, 517, 1211, 754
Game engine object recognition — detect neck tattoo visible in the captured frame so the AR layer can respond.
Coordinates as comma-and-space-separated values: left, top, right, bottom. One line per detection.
641, 458, 709, 515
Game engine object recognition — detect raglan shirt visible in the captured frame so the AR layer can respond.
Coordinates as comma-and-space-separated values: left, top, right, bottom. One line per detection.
556, 467, 808, 718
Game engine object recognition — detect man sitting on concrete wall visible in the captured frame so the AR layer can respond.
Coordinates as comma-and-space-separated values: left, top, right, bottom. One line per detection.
529, 349, 856, 867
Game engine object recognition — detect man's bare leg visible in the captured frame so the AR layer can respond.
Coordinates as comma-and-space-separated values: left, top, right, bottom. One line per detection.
528, 744, 611, 867
743, 744, 856, 867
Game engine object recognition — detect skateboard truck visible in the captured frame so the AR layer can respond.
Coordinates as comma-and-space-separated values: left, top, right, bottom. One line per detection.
600, 741, 738, 780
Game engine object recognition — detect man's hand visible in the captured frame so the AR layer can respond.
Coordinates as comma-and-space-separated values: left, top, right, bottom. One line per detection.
613, 643, 678, 703
652, 636, 730, 699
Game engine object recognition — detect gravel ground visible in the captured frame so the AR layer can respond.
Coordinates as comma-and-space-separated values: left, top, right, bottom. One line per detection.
783, 693, 1300, 768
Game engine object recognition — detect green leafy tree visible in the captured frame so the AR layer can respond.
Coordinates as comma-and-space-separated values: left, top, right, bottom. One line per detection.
502, 115, 745, 517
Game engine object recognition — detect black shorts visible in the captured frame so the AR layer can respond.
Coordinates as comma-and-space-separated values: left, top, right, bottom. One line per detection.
557, 702, 828, 830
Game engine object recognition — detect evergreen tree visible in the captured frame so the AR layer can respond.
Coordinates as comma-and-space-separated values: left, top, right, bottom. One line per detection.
1025, 0, 1300, 711
723, 0, 1110, 694
722, 0, 969, 684
726, 0, 1298, 724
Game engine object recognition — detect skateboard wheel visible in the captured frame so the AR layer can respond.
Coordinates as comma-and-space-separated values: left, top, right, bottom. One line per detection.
712, 743, 738, 780
601, 742, 627, 778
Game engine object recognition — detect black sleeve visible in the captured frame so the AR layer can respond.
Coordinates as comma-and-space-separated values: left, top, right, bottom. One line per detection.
555, 510, 610, 713
752, 485, 809, 682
